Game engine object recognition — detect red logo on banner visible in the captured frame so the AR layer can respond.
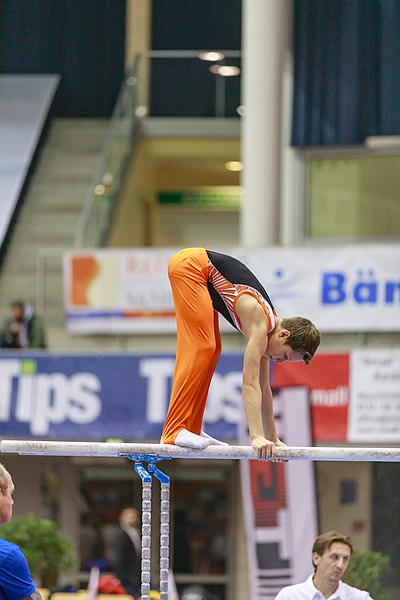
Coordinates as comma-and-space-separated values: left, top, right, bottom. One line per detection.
272, 354, 349, 442
250, 462, 286, 527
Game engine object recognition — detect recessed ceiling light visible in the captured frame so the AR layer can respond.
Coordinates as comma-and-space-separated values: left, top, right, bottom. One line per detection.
225, 161, 243, 172
198, 51, 225, 62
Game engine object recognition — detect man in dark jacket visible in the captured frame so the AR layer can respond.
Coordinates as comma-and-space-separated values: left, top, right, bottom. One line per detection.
112, 507, 141, 597
0, 301, 46, 349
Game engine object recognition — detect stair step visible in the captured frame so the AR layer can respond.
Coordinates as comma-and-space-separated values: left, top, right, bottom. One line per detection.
0, 117, 110, 350
15, 212, 80, 231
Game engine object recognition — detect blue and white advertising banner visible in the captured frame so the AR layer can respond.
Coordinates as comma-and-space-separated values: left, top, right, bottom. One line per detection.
0, 353, 244, 440
2, 350, 399, 443
63, 245, 400, 334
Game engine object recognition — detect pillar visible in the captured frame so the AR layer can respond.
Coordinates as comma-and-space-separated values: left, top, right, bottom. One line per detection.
240, 0, 291, 246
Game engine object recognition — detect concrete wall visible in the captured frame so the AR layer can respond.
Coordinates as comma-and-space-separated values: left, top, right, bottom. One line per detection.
316, 462, 372, 551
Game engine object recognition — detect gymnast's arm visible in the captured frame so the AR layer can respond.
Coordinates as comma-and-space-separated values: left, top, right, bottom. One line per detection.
259, 356, 286, 449
242, 332, 277, 459
259, 356, 278, 440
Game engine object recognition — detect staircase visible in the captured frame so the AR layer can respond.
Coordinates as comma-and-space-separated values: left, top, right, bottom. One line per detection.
0, 118, 120, 350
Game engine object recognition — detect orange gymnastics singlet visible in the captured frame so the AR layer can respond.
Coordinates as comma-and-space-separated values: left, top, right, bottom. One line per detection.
206, 249, 277, 333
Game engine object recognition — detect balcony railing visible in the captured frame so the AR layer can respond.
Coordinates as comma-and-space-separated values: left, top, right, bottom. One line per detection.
74, 50, 241, 248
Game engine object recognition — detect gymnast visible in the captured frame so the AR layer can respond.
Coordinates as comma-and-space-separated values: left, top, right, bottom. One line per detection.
161, 248, 320, 459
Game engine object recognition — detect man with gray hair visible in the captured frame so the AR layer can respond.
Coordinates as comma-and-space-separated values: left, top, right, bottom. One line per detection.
0, 462, 42, 599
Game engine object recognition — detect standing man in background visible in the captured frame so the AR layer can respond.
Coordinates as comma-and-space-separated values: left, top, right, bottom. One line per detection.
111, 507, 141, 597
0, 462, 42, 599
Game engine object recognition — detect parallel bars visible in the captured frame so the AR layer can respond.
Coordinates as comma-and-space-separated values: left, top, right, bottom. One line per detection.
3, 440, 399, 599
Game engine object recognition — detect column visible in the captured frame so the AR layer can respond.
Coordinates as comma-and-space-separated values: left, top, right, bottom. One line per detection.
240, 0, 291, 246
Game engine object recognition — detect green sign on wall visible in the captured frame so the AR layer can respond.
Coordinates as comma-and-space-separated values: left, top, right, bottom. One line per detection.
158, 189, 241, 208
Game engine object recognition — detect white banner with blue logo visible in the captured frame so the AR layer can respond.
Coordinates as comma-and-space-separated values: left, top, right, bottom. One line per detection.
64, 245, 400, 333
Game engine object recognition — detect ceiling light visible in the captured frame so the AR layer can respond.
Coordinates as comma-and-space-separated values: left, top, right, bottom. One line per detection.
126, 76, 137, 86
135, 105, 148, 118
225, 161, 243, 172
94, 184, 106, 195
209, 65, 241, 77
102, 172, 113, 186
365, 136, 400, 148
198, 51, 225, 62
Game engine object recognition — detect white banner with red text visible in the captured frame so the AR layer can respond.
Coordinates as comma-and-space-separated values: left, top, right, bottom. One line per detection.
63, 245, 400, 334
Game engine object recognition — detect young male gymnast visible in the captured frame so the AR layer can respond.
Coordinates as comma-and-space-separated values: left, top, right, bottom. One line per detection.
161, 248, 320, 459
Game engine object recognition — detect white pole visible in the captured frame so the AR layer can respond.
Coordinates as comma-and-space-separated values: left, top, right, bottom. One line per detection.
240, 0, 290, 245
2, 440, 400, 462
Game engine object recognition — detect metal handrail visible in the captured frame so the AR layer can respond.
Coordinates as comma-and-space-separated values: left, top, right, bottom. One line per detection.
138, 50, 241, 58
74, 50, 242, 249
74, 55, 141, 248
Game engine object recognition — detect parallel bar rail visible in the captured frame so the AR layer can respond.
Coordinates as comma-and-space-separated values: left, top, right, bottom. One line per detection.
2, 440, 400, 461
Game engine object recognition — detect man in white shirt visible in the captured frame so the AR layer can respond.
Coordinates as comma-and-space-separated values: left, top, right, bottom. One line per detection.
275, 531, 374, 600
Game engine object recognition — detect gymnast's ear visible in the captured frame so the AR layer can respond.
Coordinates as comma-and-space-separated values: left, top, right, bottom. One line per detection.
278, 328, 290, 339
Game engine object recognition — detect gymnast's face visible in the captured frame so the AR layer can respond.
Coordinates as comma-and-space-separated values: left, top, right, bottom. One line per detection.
0, 471, 14, 525
266, 329, 303, 364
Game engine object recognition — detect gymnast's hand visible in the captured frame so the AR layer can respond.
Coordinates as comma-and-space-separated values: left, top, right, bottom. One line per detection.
271, 437, 289, 463
251, 436, 276, 460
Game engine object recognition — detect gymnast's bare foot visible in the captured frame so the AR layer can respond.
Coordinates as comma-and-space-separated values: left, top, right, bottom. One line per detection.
200, 431, 229, 446
174, 429, 212, 449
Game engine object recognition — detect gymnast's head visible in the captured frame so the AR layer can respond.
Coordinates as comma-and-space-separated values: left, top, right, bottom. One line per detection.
267, 317, 321, 365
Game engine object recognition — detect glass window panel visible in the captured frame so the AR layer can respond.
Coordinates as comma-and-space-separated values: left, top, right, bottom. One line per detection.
308, 155, 400, 239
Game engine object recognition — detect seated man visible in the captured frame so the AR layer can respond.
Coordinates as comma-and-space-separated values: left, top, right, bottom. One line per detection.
274, 531, 373, 600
